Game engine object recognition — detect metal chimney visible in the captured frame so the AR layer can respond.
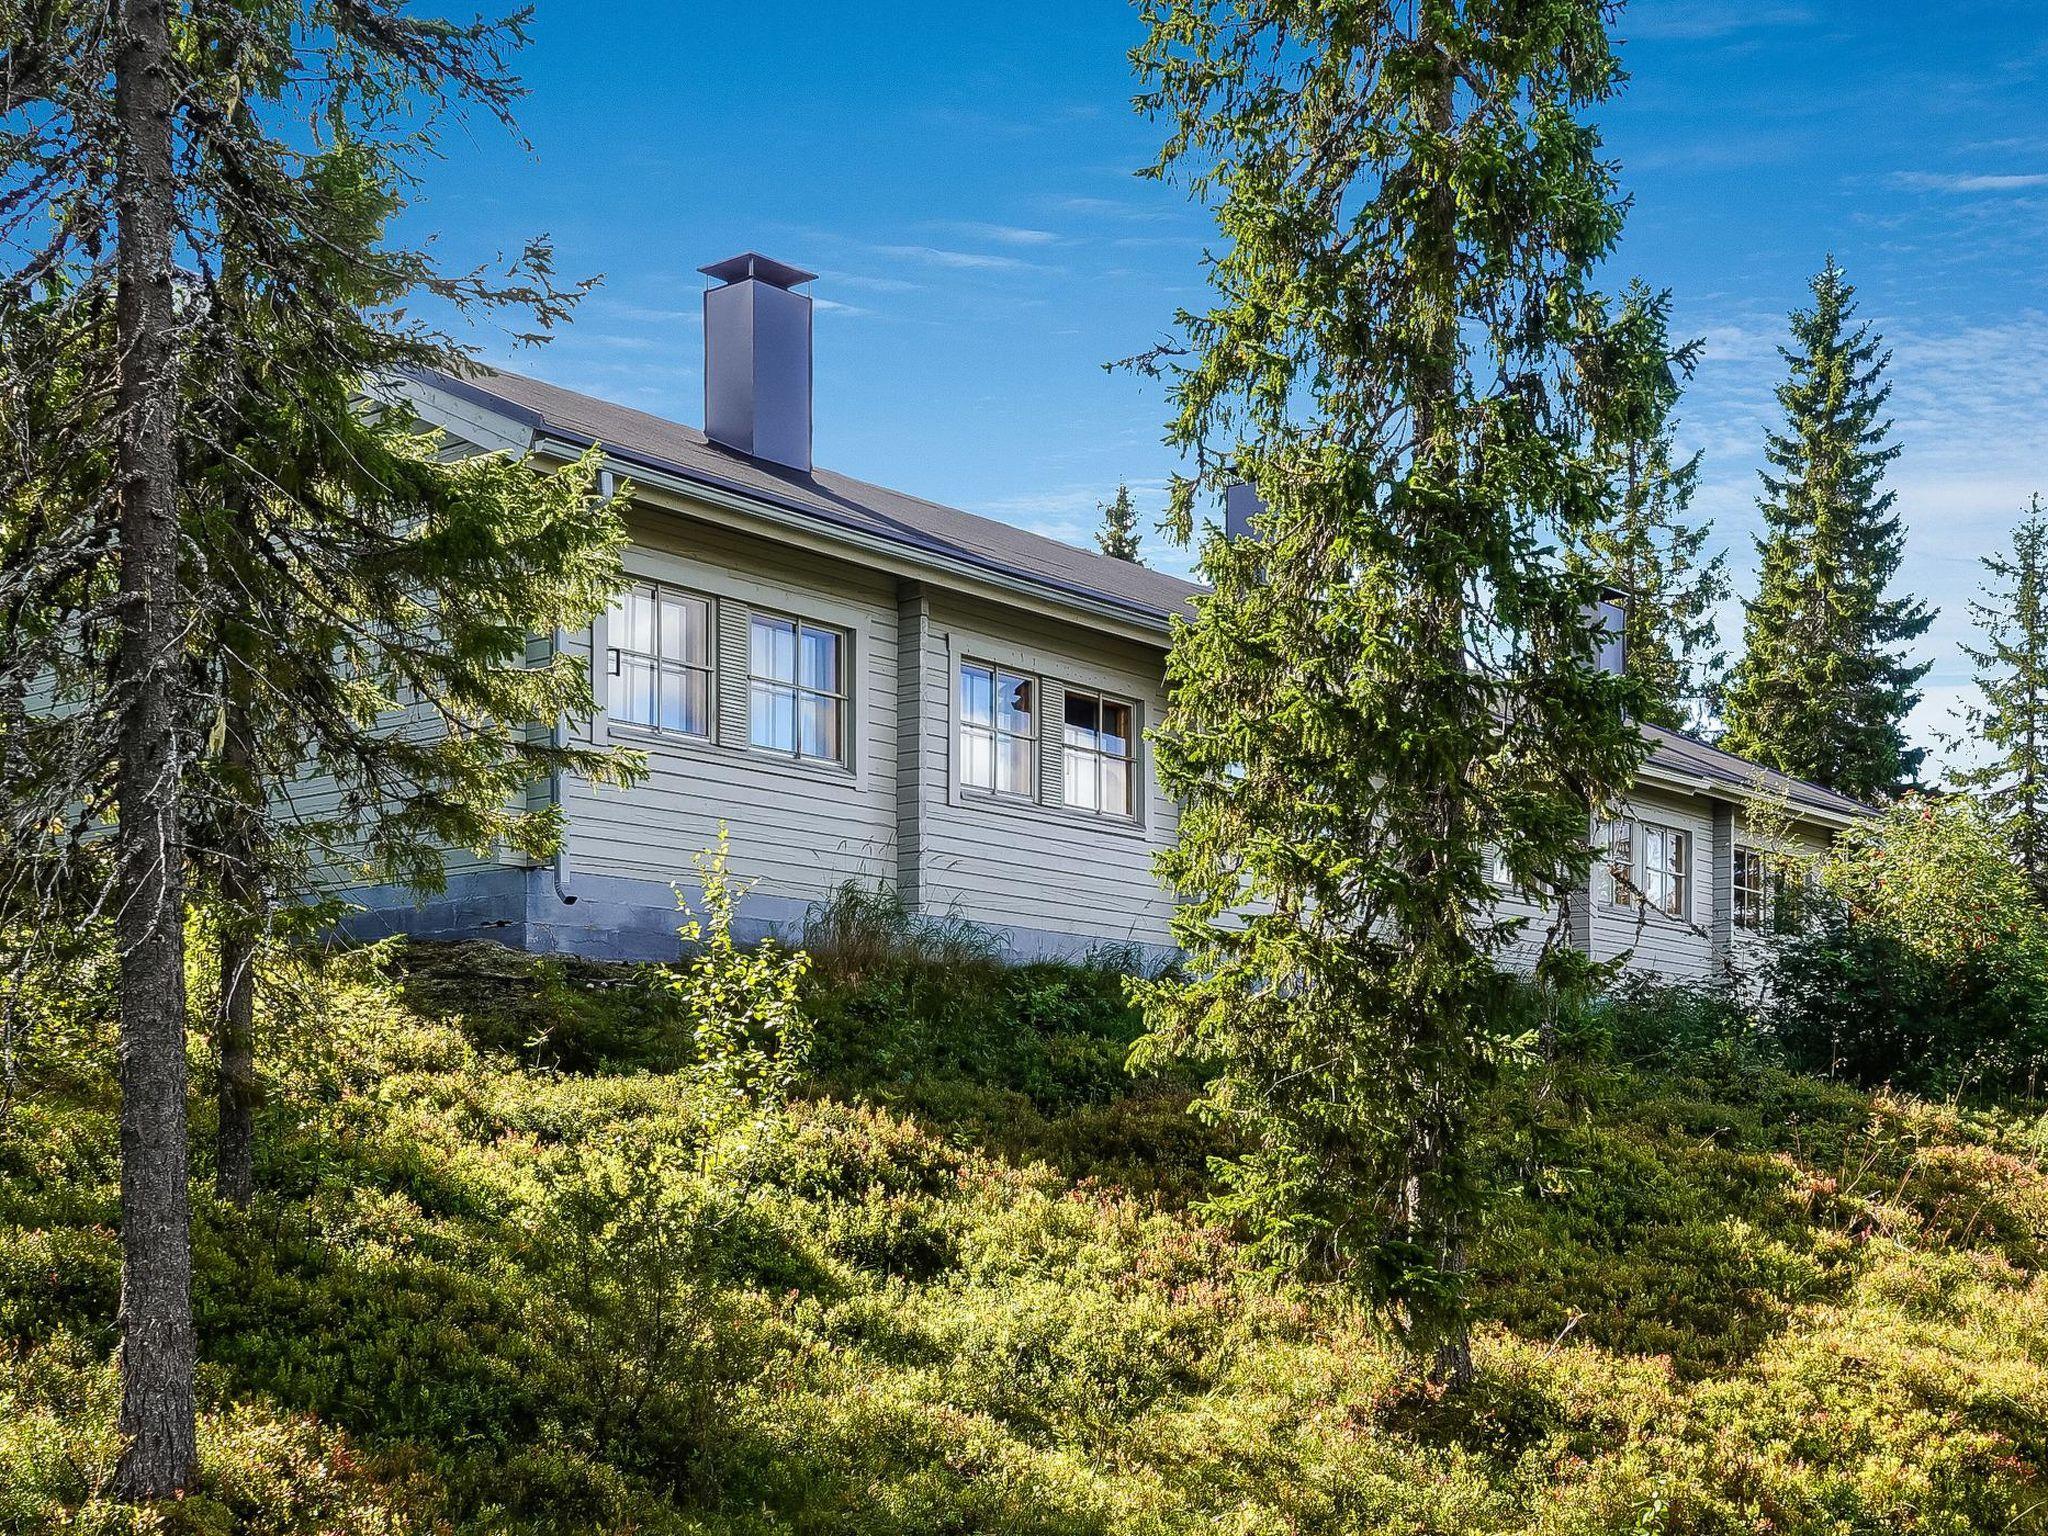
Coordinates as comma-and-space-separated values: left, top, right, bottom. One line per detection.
1223, 481, 1265, 541
1588, 586, 1629, 677
700, 252, 816, 473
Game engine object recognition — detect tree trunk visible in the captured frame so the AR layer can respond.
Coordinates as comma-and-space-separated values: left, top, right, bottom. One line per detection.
215, 699, 263, 1208
110, 0, 196, 1501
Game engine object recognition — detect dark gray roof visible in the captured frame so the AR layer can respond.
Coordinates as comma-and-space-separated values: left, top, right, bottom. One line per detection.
414, 366, 1867, 825
1643, 723, 1871, 821
417, 365, 1204, 626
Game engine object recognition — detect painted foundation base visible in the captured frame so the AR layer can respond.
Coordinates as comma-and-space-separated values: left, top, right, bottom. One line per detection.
335, 865, 1172, 969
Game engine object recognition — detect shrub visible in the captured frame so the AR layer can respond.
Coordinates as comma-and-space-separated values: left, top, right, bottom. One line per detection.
1767, 797, 2048, 1096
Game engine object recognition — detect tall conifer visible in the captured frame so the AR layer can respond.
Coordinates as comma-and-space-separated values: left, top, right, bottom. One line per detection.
1720, 258, 1932, 800
1951, 496, 2048, 905
1568, 281, 1727, 730
1128, 0, 1655, 1383
1095, 482, 1144, 563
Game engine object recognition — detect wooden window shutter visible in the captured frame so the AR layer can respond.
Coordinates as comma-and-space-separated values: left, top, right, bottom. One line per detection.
1037, 679, 1064, 807
716, 599, 750, 746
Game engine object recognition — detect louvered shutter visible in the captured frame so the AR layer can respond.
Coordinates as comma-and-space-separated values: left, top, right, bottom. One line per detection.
1037, 679, 1065, 808
716, 600, 750, 747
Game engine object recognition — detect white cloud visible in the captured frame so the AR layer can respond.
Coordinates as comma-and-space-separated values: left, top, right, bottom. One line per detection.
930, 220, 1062, 247
1620, 2, 1814, 41
865, 242, 1053, 273
1894, 170, 2048, 193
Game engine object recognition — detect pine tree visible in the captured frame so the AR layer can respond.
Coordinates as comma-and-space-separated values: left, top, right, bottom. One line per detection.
1569, 282, 1728, 730
1950, 496, 2048, 905
1127, 0, 1655, 1383
0, 3, 601, 1498
1096, 482, 1144, 563
1721, 258, 1933, 801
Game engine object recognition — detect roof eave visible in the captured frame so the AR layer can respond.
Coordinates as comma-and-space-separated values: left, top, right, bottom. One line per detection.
530, 432, 1180, 647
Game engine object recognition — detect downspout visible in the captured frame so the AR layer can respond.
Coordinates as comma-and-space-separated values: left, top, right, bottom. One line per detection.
548, 465, 620, 906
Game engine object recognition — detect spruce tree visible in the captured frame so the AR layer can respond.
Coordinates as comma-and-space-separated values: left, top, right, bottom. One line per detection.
1127, 0, 1654, 1383
0, 2, 604, 1498
1569, 281, 1728, 730
1721, 258, 1933, 801
1951, 496, 2048, 905
1095, 482, 1144, 563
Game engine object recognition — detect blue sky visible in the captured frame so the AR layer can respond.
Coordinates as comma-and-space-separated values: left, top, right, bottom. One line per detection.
421, 0, 2048, 770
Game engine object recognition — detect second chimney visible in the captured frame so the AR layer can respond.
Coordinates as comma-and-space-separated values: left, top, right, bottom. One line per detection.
700, 252, 816, 474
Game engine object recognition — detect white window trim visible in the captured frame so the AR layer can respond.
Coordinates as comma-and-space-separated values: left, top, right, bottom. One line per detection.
603, 579, 716, 742
942, 633, 1150, 838
958, 659, 1037, 801
746, 609, 851, 769
1059, 685, 1141, 822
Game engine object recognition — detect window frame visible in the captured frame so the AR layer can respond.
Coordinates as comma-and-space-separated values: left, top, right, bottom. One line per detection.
1639, 823, 1691, 920
605, 580, 715, 741
958, 660, 1037, 801
1060, 686, 1138, 819
747, 610, 848, 766
1733, 845, 1770, 932
1602, 819, 1637, 908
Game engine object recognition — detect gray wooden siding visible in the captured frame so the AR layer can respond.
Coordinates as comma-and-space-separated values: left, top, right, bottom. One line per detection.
1588, 786, 1720, 982
914, 591, 1177, 951
560, 506, 900, 908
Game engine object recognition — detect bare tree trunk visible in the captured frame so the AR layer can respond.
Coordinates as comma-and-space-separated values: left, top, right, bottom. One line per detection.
214, 698, 262, 1207
110, 0, 196, 1501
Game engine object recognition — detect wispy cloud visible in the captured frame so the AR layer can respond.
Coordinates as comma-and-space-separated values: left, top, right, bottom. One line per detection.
1894, 170, 2048, 193
1621, 2, 1814, 41
931, 220, 1062, 246
865, 242, 1053, 273
1043, 193, 1178, 224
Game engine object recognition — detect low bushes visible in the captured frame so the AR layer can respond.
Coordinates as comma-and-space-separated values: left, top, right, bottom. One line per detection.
1766, 797, 2048, 1097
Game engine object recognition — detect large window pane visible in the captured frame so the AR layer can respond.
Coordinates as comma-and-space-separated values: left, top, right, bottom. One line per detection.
800, 625, 839, 692
613, 656, 655, 725
1099, 700, 1131, 758
799, 691, 841, 761
751, 682, 795, 753
998, 734, 1032, 796
962, 727, 994, 790
1064, 691, 1099, 748
962, 665, 993, 727
621, 587, 656, 654
659, 593, 709, 664
998, 674, 1033, 734
659, 666, 708, 735
1063, 748, 1098, 811
1100, 756, 1130, 816
752, 615, 796, 684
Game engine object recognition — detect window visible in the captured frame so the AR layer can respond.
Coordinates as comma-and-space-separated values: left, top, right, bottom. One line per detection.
1640, 824, 1691, 919
1603, 819, 1636, 906
1062, 690, 1135, 816
607, 582, 712, 737
749, 613, 844, 763
960, 663, 1034, 797
1488, 846, 1514, 887
1734, 847, 1769, 931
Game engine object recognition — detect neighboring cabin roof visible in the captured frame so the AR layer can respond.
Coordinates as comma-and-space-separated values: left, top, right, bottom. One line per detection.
407, 365, 1868, 827
1642, 723, 1871, 823
414, 365, 1206, 627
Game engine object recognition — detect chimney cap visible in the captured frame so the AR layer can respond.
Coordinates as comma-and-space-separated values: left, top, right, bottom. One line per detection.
699, 252, 817, 290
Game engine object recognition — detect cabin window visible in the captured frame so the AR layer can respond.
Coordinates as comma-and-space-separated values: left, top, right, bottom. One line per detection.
1733, 846, 1770, 931
1602, 819, 1636, 906
606, 582, 713, 738
960, 663, 1035, 797
1640, 824, 1691, 919
748, 613, 845, 764
1062, 690, 1135, 816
